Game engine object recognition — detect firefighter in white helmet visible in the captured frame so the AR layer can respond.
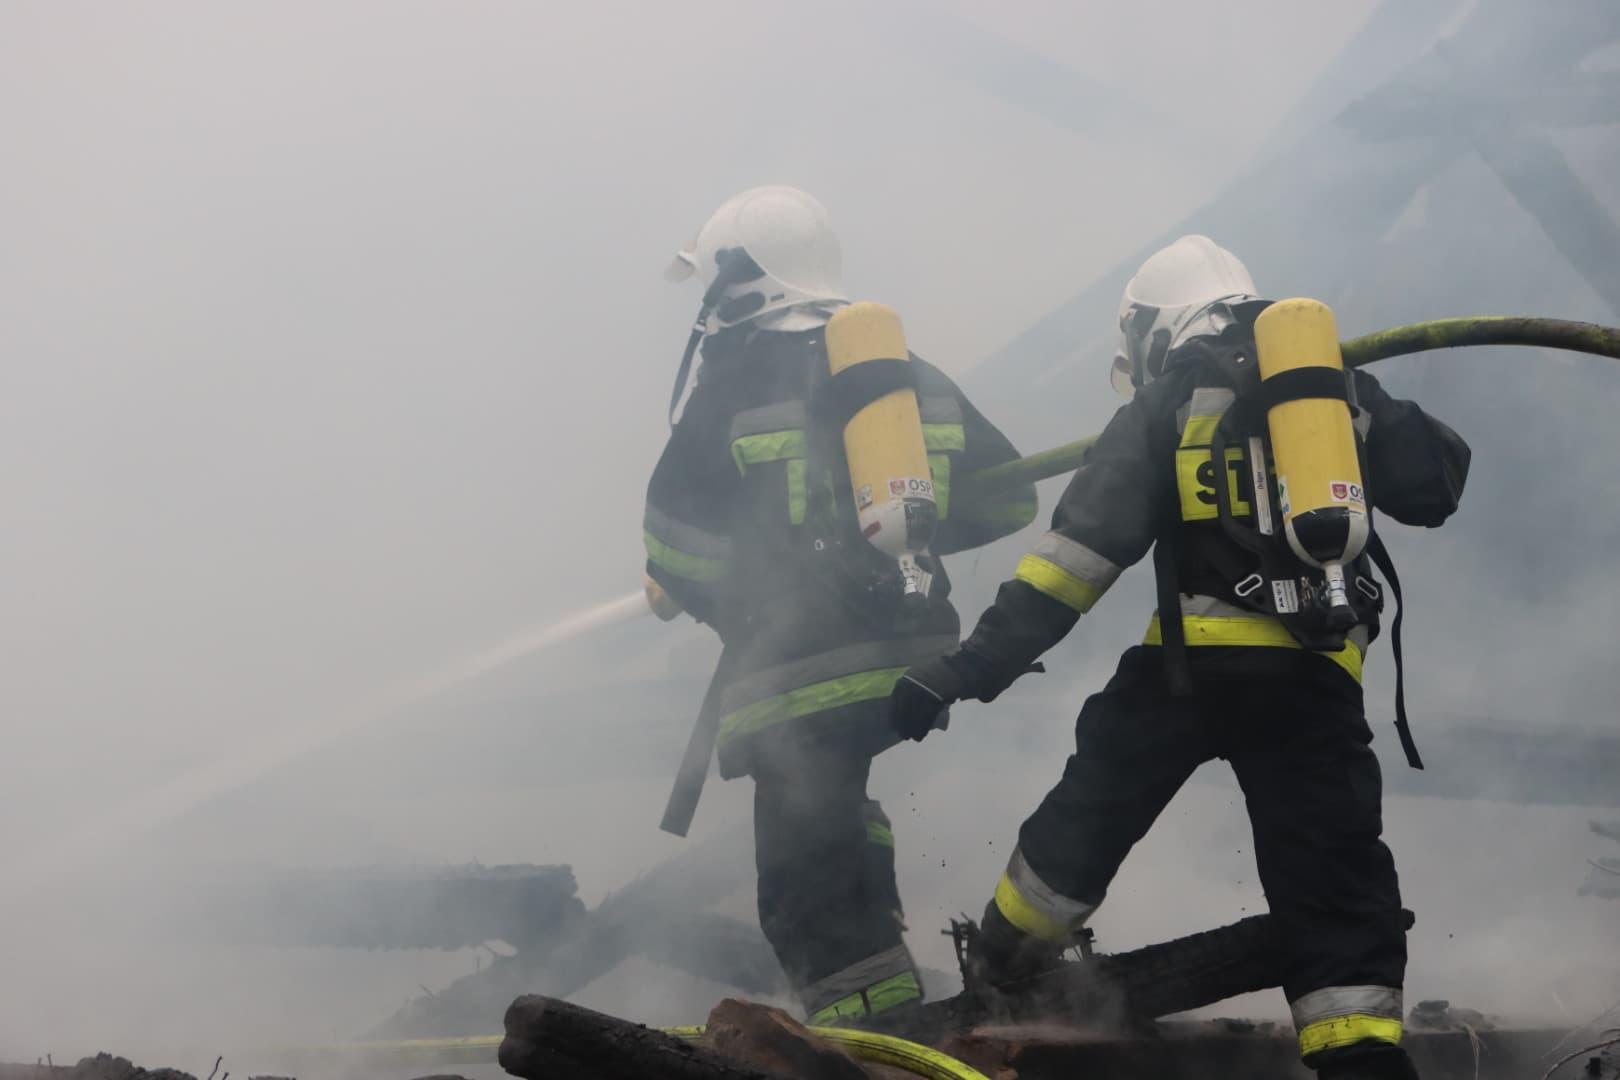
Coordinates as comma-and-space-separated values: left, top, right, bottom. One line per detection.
890, 236, 1473, 1080
645, 186, 1037, 1025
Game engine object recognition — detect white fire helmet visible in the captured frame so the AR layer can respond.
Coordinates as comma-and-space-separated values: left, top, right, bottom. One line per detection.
665, 185, 848, 331
1111, 235, 1263, 398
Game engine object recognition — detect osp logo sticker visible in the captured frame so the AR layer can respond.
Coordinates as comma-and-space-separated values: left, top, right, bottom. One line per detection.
890, 477, 933, 498
1330, 480, 1364, 504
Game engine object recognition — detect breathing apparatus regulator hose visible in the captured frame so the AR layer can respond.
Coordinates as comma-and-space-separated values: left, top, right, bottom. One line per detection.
955, 315, 1620, 497
663, 1024, 991, 1080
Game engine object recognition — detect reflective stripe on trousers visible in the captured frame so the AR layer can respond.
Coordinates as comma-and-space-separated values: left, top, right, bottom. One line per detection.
1292, 985, 1404, 1057
804, 944, 922, 1022
1143, 594, 1367, 683
991, 846, 1095, 944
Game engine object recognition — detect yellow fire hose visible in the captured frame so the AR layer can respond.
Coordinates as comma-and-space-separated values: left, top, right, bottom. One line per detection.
954, 315, 1620, 502
290, 1026, 987, 1079
666, 1024, 991, 1080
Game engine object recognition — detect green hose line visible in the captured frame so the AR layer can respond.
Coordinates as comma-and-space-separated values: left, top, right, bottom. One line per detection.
665, 1023, 990, 1080
955, 315, 1620, 495
1339, 316, 1620, 368
953, 433, 1099, 503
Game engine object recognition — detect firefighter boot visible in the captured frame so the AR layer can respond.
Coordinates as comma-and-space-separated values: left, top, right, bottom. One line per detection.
964, 899, 1066, 993
1311, 1043, 1422, 1080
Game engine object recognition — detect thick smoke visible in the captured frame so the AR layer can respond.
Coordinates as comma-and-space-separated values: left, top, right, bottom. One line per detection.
1, 0, 1616, 1071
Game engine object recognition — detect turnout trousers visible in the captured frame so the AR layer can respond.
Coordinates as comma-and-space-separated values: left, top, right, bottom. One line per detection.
995, 645, 1411, 1074
751, 716, 922, 1024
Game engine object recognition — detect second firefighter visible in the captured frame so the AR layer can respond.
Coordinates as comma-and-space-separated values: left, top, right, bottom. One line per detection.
889, 236, 1471, 1080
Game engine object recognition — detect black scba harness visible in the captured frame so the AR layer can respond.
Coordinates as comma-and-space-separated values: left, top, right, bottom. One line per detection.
1152, 343, 1423, 769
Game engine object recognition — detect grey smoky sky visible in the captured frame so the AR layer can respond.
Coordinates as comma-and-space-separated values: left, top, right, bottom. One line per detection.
2, 0, 1617, 1069
0, 0, 1380, 860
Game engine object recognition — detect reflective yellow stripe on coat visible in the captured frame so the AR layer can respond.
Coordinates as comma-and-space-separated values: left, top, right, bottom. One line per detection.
643, 506, 732, 583
1013, 532, 1123, 615
1143, 595, 1365, 682
717, 636, 958, 747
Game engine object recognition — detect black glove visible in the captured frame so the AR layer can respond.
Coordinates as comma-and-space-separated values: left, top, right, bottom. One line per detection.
889, 652, 991, 742
890, 658, 960, 742
890, 651, 1047, 743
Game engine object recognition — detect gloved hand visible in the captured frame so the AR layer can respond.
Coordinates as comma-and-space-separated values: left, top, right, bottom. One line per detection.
643, 575, 682, 622
890, 653, 978, 742
890, 651, 1046, 743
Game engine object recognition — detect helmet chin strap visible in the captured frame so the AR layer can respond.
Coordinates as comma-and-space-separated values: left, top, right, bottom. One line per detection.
668, 247, 764, 426
668, 308, 712, 426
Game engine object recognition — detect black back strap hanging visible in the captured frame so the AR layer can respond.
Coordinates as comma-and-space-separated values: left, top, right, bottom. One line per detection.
1152, 531, 1194, 697
1366, 530, 1422, 770
668, 316, 708, 425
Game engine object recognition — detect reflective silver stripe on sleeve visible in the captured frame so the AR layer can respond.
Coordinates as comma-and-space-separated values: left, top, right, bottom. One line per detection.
1291, 985, 1403, 1026
730, 400, 809, 442
918, 396, 963, 425
1028, 531, 1123, 591
719, 635, 958, 715
1178, 593, 1266, 619
731, 397, 953, 439
1176, 386, 1237, 437
643, 505, 732, 559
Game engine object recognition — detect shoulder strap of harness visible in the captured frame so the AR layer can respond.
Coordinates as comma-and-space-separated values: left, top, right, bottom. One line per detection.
1251, 365, 1349, 411
809, 357, 917, 431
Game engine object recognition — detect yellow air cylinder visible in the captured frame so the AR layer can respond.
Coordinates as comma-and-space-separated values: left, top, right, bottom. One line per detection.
1254, 298, 1369, 623
825, 302, 937, 599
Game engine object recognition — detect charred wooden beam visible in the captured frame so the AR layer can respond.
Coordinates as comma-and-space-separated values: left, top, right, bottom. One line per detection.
877, 910, 1413, 1041
499, 995, 796, 1080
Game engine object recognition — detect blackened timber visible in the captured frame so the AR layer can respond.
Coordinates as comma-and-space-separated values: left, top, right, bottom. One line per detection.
499, 995, 796, 1080
875, 911, 1410, 1041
